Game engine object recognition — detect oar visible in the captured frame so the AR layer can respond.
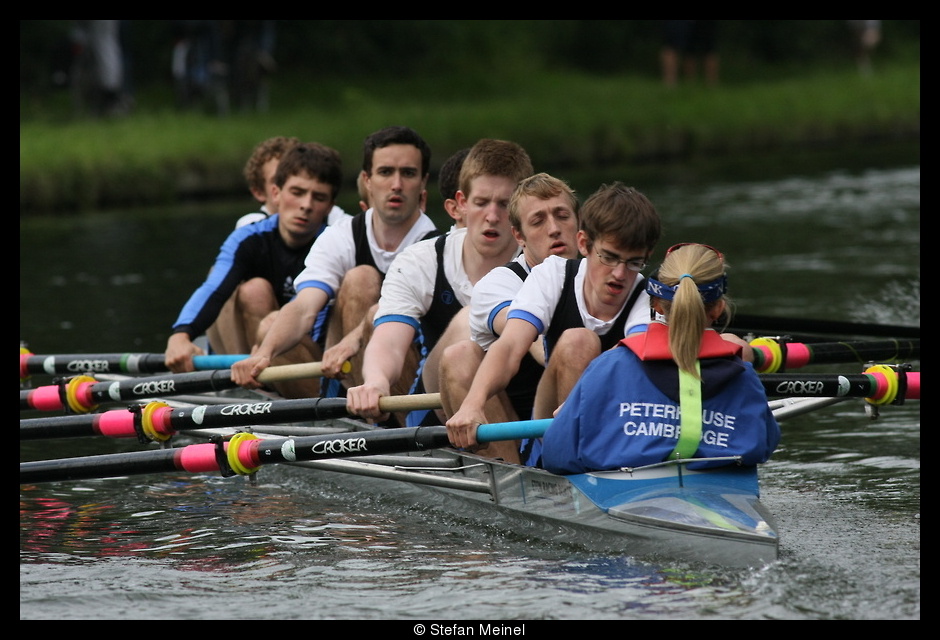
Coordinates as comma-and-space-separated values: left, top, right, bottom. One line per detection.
18, 370, 923, 484
760, 368, 919, 403
19, 417, 547, 484
20, 392, 442, 441
21, 366, 918, 442
20, 351, 248, 378
726, 314, 919, 339
19, 377, 916, 484
19, 360, 350, 413
750, 338, 920, 373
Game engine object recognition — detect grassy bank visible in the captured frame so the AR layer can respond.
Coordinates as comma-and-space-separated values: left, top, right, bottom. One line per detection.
20, 61, 920, 214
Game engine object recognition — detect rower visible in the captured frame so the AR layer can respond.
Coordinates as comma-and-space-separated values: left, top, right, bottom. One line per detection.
344, 138, 534, 462
444, 182, 663, 466
540, 243, 781, 474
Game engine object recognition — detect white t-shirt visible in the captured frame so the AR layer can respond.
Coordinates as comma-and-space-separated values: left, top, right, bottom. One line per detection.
235, 205, 349, 229
506, 255, 650, 339
375, 228, 473, 333
294, 209, 438, 299
469, 252, 531, 351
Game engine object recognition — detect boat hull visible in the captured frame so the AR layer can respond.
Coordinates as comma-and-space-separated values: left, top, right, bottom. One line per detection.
272, 417, 779, 568
86, 377, 779, 568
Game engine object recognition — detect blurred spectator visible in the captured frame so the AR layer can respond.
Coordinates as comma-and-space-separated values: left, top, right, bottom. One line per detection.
69, 20, 132, 117
660, 20, 719, 88
230, 20, 277, 113
171, 20, 229, 115
171, 20, 276, 116
847, 20, 882, 75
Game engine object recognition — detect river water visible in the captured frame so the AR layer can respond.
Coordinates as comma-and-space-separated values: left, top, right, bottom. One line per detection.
20, 160, 920, 621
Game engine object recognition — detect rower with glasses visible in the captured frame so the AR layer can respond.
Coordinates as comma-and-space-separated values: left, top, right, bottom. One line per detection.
541, 242, 780, 474
444, 182, 662, 467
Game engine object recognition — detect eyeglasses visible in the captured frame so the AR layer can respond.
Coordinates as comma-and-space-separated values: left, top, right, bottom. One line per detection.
665, 243, 725, 263
594, 250, 647, 272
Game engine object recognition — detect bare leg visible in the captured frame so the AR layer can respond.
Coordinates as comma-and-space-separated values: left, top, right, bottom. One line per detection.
703, 53, 720, 86
328, 266, 383, 390
421, 307, 473, 423
207, 277, 278, 355
533, 328, 600, 419
259, 310, 324, 399
661, 47, 679, 87
439, 337, 521, 464
206, 292, 247, 355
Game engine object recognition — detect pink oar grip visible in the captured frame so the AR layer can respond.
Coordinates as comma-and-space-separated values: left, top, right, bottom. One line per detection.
94, 411, 137, 438
177, 443, 223, 473
25, 386, 64, 411
784, 343, 811, 369
906, 372, 920, 399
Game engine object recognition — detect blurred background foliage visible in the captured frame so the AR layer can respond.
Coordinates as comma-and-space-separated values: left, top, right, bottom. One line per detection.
21, 20, 921, 113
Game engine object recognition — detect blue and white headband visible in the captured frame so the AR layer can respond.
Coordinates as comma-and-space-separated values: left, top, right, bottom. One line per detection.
646, 274, 727, 303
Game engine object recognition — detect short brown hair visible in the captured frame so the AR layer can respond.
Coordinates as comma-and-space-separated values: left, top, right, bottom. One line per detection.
579, 182, 661, 252
508, 172, 579, 231
243, 136, 300, 195
458, 139, 533, 197
274, 142, 343, 199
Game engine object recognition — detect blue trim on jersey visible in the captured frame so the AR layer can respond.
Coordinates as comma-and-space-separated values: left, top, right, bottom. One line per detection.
505, 308, 544, 334
626, 322, 648, 335
487, 301, 511, 334
374, 313, 422, 333
296, 280, 335, 298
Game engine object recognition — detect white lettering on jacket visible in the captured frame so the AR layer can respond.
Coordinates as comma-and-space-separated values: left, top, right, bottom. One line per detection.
618, 403, 736, 429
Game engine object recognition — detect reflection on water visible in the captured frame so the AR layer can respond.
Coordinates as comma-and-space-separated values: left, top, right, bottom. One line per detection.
20, 164, 919, 620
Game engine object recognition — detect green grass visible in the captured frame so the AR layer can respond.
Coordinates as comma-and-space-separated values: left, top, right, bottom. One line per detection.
20, 61, 920, 214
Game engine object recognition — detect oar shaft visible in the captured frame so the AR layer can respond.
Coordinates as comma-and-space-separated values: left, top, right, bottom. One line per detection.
20, 393, 443, 441
752, 338, 920, 372
20, 369, 239, 412
20, 444, 228, 483
20, 352, 248, 377
19, 416, 536, 484
761, 371, 919, 400
19, 361, 333, 413
727, 314, 919, 339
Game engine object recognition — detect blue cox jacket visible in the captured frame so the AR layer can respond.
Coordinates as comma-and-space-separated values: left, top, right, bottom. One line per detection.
541, 323, 781, 474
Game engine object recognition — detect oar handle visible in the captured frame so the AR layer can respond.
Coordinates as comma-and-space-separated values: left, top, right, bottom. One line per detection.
379, 393, 441, 412
257, 361, 324, 382
257, 360, 351, 383
477, 419, 551, 442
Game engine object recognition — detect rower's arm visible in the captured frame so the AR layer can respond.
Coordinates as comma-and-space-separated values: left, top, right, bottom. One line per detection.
464, 318, 539, 413
346, 321, 416, 420
255, 288, 328, 360
230, 288, 328, 387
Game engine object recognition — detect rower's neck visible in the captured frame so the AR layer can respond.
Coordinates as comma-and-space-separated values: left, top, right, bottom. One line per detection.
372, 210, 420, 251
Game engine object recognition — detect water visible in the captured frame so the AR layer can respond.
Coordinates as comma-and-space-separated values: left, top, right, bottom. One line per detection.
19, 163, 920, 620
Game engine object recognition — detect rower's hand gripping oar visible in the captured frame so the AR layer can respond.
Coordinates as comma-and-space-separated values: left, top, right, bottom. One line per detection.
19, 360, 351, 413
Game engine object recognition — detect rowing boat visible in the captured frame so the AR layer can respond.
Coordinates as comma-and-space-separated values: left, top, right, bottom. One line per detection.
21, 360, 920, 569
261, 416, 779, 568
